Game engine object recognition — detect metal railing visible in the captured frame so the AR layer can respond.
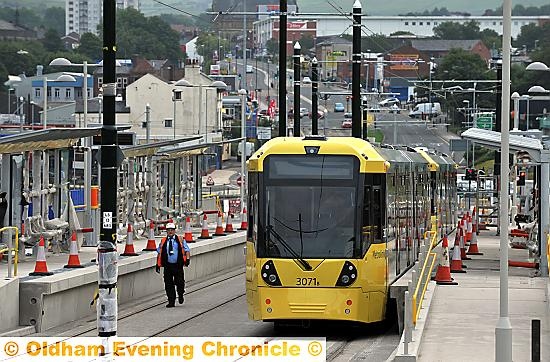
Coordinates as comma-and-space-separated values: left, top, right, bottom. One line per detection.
0, 226, 19, 277
402, 222, 440, 354
412, 230, 438, 325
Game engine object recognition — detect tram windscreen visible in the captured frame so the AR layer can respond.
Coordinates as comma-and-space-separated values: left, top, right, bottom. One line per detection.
261, 155, 360, 259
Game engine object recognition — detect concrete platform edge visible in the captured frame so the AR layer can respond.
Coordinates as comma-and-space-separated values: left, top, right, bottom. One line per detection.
393, 280, 438, 362
14, 233, 246, 334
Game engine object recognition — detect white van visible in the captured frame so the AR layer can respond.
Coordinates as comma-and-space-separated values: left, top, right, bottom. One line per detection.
409, 102, 441, 118
246, 65, 253, 73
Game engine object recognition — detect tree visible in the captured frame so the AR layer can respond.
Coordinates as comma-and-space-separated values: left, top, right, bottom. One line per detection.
114, 8, 182, 61
433, 21, 481, 40
266, 39, 278, 57
434, 48, 488, 81
77, 33, 103, 61
515, 23, 550, 52
195, 32, 230, 74
42, 28, 63, 52
41, 7, 65, 35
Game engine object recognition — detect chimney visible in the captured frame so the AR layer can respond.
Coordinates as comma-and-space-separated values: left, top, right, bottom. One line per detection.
36, 65, 43, 76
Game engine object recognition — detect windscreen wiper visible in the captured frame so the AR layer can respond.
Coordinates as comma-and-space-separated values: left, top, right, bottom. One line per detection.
266, 225, 312, 271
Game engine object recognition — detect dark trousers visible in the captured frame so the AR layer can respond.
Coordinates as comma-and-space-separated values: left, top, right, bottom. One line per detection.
163, 263, 185, 303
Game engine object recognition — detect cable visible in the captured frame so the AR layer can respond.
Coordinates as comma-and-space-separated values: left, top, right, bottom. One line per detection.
151, 0, 211, 24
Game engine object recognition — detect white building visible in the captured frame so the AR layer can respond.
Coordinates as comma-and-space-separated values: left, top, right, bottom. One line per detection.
254, 14, 549, 47
124, 67, 220, 142
66, 0, 138, 35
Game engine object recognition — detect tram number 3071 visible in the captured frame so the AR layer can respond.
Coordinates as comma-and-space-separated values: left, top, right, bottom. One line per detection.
295, 277, 320, 286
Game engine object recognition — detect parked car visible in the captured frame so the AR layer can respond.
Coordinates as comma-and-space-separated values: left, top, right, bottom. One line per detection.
344, 112, 352, 119
334, 102, 345, 112
379, 97, 401, 107
302, 76, 312, 84
299, 107, 309, 118
341, 120, 353, 128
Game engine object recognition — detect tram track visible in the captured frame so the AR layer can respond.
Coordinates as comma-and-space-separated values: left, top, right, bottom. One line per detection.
39, 267, 246, 338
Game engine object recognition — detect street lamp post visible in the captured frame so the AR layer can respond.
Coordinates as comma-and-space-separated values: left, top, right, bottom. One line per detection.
511, 92, 520, 130
495, 0, 513, 359
238, 89, 247, 214
49, 58, 98, 246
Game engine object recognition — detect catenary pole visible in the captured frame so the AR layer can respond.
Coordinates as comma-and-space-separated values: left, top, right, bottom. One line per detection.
351, 0, 362, 138
311, 57, 319, 135
98, 0, 119, 341
495, 0, 512, 360
278, 0, 287, 136
293, 42, 301, 136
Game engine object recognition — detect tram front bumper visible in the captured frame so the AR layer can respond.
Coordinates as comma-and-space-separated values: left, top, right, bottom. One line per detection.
254, 287, 384, 323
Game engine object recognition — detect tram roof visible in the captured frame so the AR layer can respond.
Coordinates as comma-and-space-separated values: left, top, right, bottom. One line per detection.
0, 127, 102, 154
121, 136, 203, 158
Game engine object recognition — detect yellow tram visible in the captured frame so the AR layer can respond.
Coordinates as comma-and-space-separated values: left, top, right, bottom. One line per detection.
245, 136, 456, 326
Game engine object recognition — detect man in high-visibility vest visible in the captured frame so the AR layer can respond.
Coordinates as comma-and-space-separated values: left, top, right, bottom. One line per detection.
156, 223, 190, 308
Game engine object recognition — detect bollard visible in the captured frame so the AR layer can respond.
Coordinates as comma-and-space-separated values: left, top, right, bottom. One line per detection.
7, 229, 12, 278
532, 319, 540, 362
404, 290, 411, 355
412, 269, 418, 290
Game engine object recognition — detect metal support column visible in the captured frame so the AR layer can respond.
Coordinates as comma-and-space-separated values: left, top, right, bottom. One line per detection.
495, 0, 513, 359
293, 42, 301, 136
97, 0, 118, 339
311, 57, 319, 135
278, 0, 287, 136
539, 151, 549, 277
351, 0, 362, 139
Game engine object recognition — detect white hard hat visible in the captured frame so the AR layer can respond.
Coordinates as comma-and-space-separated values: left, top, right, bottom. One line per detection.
166, 222, 176, 229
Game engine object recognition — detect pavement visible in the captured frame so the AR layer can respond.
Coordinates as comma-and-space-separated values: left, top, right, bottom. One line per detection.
417, 227, 550, 361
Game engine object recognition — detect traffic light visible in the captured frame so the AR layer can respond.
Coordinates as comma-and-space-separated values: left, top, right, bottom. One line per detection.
465, 168, 477, 181
517, 171, 526, 186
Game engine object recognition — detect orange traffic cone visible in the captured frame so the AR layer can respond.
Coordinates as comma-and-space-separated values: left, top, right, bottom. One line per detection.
199, 214, 212, 239
143, 220, 157, 251
459, 225, 472, 261
450, 231, 466, 273
434, 235, 458, 285
184, 217, 194, 242
467, 227, 483, 255
239, 207, 248, 230
121, 223, 139, 256
64, 232, 84, 268
213, 211, 226, 236
224, 213, 235, 233
30, 236, 53, 276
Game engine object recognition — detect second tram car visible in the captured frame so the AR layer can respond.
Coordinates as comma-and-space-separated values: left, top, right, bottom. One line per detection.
245, 136, 456, 325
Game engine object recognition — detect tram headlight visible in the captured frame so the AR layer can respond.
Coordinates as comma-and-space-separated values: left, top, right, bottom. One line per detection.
335, 261, 357, 287
261, 260, 282, 286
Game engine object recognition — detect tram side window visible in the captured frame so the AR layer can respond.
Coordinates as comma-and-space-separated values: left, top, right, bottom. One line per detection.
362, 173, 385, 253
248, 173, 258, 241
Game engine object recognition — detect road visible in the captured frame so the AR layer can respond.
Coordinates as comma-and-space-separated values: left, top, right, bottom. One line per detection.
237, 61, 463, 156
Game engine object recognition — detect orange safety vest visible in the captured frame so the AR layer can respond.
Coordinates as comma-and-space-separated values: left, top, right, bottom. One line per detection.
156, 235, 188, 267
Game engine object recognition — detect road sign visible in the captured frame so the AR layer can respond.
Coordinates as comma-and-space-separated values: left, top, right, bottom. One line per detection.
450, 139, 468, 152
257, 126, 272, 140
206, 176, 214, 186
237, 176, 244, 186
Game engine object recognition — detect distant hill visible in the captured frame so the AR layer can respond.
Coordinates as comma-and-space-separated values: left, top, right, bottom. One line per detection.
5, 0, 548, 18
297, 0, 549, 16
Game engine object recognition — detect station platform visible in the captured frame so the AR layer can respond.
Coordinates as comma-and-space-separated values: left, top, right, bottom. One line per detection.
416, 228, 550, 361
